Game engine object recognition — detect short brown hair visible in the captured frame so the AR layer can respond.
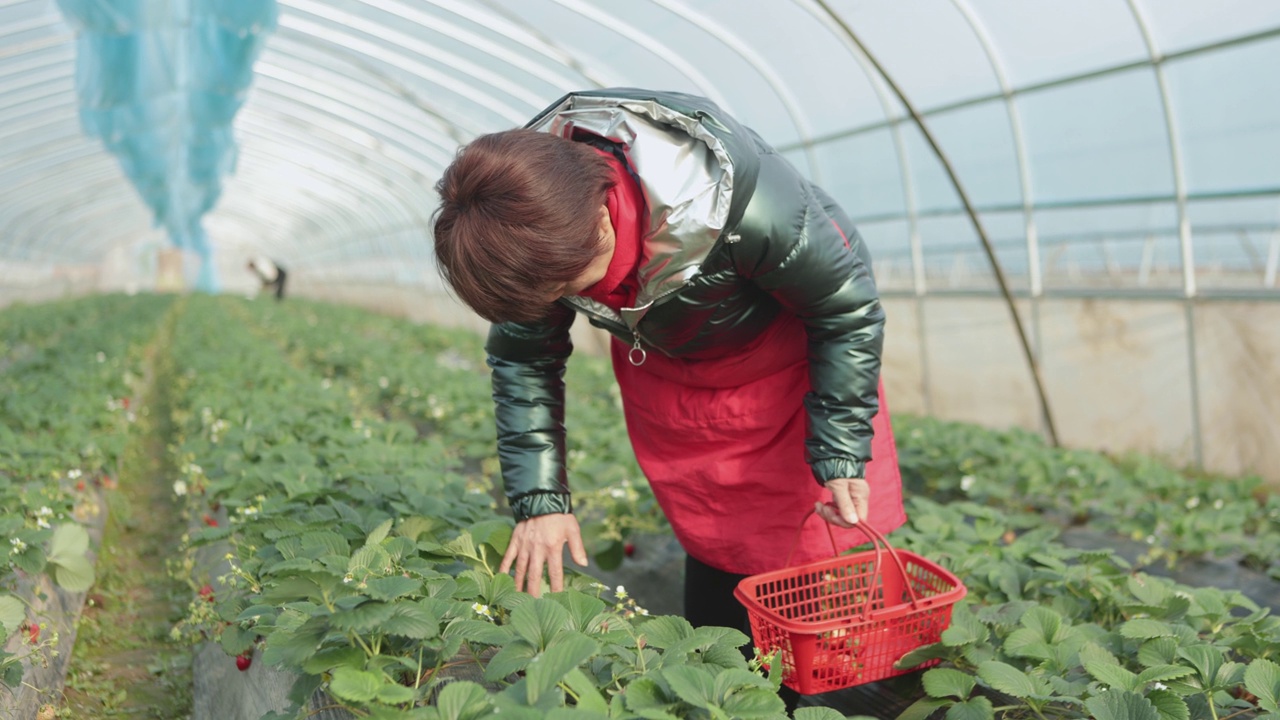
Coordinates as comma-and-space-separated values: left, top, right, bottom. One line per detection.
432, 129, 614, 323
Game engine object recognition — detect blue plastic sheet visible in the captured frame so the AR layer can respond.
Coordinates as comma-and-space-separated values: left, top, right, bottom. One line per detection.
56, 0, 277, 291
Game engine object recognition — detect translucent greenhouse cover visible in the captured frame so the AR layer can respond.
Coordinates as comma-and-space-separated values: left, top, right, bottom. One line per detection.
52, 0, 277, 290
0, 0, 1278, 297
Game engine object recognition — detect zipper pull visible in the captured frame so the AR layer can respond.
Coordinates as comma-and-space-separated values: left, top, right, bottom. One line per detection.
628, 334, 647, 366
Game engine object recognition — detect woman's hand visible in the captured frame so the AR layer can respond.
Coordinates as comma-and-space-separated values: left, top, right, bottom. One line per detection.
499, 513, 589, 597
816, 477, 870, 529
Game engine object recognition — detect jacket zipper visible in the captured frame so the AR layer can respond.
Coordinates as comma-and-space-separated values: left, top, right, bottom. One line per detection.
567, 279, 694, 367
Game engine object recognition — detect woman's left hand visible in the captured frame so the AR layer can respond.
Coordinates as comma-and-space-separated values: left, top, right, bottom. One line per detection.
816, 477, 870, 528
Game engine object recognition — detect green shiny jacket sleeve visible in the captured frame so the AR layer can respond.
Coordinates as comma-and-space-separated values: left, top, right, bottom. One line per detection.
485, 302, 576, 521
731, 152, 886, 484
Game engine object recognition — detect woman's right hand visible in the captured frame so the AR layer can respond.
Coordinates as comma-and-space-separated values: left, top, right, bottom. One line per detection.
499, 513, 589, 597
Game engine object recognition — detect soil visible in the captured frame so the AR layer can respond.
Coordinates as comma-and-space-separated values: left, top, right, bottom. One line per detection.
59, 342, 194, 719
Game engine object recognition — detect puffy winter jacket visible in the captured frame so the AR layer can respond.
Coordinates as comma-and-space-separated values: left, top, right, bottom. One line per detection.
485, 88, 885, 522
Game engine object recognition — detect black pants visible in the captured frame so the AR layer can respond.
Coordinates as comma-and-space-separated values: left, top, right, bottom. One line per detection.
684, 554, 801, 711
272, 269, 287, 300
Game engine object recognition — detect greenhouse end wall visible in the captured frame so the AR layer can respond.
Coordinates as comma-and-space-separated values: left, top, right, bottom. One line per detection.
290, 279, 1280, 489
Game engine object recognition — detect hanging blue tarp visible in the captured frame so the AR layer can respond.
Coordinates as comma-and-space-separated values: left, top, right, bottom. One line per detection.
56, 0, 277, 291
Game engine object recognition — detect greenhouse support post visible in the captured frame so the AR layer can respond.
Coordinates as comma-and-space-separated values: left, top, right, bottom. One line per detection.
1127, 0, 1205, 468
813, 0, 1060, 446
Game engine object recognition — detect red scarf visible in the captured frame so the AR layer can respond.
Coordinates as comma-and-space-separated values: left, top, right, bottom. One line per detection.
577, 148, 645, 310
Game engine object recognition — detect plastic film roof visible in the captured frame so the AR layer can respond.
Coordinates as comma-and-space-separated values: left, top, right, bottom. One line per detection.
2, 0, 1279, 296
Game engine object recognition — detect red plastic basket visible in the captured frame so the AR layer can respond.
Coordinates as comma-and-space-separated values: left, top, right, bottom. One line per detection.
733, 515, 966, 695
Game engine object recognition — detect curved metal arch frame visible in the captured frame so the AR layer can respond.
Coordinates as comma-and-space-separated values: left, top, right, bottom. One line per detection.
230, 141, 422, 254
246, 70, 452, 174
1125, 0, 1205, 467
543, 0, 736, 113
281, 0, 553, 111
302, 0, 592, 95
277, 12, 529, 125
646, 0, 822, 181
791, 0, 929, 413
808, 0, 1060, 446
262, 32, 482, 142
948, 0, 1054, 439
14, 194, 153, 263
236, 102, 441, 204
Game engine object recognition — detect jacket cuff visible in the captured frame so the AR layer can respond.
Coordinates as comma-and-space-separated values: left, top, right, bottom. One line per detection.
510, 492, 573, 523
810, 458, 868, 486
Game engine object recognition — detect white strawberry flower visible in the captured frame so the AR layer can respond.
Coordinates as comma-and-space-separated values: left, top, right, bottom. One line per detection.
173, 480, 188, 497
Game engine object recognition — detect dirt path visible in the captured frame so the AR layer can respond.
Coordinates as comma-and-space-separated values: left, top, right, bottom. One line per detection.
60, 316, 194, 719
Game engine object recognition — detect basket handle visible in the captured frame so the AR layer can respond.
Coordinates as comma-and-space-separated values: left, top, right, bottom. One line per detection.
785, 509, 924, 618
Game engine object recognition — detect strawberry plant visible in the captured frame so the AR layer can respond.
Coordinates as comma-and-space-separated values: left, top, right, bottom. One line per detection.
890, 496, 1280, 719
240, 298, 666, 570
895, 415, 1280, 579
1, 294, 171, 689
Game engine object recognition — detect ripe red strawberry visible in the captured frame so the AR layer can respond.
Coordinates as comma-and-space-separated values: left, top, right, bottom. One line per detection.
198, 584, 215, 602
236, 653, 253, 671
76, 480, 86, 492
101, 476, 117, 490
121, 397, 130, 410
202, 514, 218, 527
24, 622, 39, 644
623, 542, 636, 558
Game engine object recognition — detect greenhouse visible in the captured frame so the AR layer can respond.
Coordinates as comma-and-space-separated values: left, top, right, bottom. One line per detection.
1, 1, 1279, 719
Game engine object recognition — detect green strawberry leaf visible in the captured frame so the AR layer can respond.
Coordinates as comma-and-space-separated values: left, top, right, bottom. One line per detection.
977, 661, 1037, 698
509, 598, 570, 651
1146, 689, 1190, 720
1138, 638, 1180, 668
328, 666, 382, 703
1084, 689, 1161, 720
793, 708, 847, 720
1122, 619, 1177, 641
364, 518, 394, 548
896, 642, 949, 670
435, 680, 494, 720
51, 553, 95, 592
380, 603, 439, 639
1245, 659, 1280, 713
375, 683, 416, 704
562, 668, 610, 714
720, 687, 785, 719
895, 697, 951, 720
944, 695, 994, 720
0, 595, 24, 636
1086, 661, 1138, 692
922, 668, 976, 700
47, 524, 94, 591
662, 665, 716, 709
1137, 665, 1195, 686
364, 576, 420, 602
525, 633, 598, 705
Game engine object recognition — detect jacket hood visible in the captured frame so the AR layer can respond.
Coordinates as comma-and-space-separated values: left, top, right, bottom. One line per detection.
526, 89, 760, 326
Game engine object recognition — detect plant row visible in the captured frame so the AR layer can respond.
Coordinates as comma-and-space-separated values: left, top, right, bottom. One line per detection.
191, 296, 1280, 720
0, 294, 171, 688
237, 299, 661, 570
895, 416, 1280, 579
166, 296, 806, 720
4, 294, 1279, 720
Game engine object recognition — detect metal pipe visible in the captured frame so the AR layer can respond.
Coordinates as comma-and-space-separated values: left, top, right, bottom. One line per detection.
1127, 0, 1203, 467
812, 0, 1059, 445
